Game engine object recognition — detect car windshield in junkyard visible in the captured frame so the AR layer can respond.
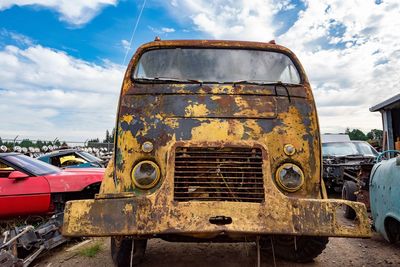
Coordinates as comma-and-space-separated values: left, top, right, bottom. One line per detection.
322, 142, 378, 157
5, 154, 60, 176
79, 151, 101, 162
133, 48, 301, 84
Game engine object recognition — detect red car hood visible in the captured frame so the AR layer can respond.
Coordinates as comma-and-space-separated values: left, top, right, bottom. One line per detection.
44, 168, 105, 193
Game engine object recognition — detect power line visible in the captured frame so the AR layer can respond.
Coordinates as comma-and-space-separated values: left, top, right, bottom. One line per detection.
122, 0, 147, 66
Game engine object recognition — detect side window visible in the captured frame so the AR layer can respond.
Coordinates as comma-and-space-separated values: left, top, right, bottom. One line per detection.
0, 161, 14, 178
50, 156, 61, 167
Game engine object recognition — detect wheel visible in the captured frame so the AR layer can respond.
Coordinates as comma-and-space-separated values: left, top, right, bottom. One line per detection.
261, 236, 329, 263
385, 218, 400, 243
111, 237, 147, 267
342, 180, 357, 219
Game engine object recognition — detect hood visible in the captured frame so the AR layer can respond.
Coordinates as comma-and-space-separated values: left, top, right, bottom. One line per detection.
44, 168, 104, 193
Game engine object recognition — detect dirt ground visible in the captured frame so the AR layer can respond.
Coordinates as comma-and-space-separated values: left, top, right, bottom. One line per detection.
33, 231, 400, 267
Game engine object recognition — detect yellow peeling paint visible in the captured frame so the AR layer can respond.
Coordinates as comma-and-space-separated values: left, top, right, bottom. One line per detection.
191, 120, 245, 141
123, 203, 133, 214
184, 103, 210, 117
121, 114, 133, 124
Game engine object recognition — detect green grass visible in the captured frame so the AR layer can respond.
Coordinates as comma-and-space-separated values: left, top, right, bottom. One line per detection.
78, 242, 102, 258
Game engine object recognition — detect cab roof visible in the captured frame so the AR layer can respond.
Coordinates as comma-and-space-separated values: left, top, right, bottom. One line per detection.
136, 39, 294, 54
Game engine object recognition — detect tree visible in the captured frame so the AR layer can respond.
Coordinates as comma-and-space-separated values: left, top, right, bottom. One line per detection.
103, 128, 115, 143
104, 130, 110, 143
20, 139, 34, 147
347, 128, 367, 141
367, 129, 383, 141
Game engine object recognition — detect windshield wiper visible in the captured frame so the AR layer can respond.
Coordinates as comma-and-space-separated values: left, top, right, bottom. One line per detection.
134, 77, 204, 84
230, 80, 300, 102
230, 80, 301, 87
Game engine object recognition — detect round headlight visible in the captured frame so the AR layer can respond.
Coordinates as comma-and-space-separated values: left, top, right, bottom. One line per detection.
132, 161, 160, 189
275, 163, 304, 192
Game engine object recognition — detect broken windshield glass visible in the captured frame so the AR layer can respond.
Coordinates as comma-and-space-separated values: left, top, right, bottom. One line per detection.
133, 48, 301, 84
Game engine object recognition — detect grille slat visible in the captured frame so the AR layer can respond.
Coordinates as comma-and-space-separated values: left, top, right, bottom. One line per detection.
175, 181, 263, 188
174, 171, 263, 174
173, 147, 264, 203
175, 161, 263, 165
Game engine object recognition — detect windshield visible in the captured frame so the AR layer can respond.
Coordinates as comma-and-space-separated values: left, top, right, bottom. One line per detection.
133, 48, 301, 84
78, 151, 101, 162
5, 154, 60, 176
322, 142, 378, 157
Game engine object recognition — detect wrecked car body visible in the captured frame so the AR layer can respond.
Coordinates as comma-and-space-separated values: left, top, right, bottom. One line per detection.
38, 149, 105, 169
0, 153, 104, 266
322, 141, 378, 218
62, 40, 371, 265
322, 140, 378, 192
370, 152, 400, 243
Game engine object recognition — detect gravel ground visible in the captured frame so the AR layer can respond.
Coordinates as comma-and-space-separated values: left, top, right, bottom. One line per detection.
33, 231, 400, 267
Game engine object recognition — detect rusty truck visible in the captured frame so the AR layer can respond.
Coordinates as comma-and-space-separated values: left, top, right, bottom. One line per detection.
62, 39, 371, 266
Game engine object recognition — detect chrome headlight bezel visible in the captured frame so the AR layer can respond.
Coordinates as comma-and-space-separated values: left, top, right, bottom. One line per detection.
131, 160, 161, 189
275, 163, 304, 192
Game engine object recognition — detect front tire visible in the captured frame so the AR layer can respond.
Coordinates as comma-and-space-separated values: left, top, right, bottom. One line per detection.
111, 237, 147, 267
385, 218, 400, 243
261, 236, 329, 263
342, 180, 357, 219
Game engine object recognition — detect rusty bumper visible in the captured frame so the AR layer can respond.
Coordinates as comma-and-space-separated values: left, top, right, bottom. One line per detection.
62, 194, 371, 238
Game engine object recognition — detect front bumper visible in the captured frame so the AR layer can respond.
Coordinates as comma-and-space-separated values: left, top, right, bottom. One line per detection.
62, 193, 371, 238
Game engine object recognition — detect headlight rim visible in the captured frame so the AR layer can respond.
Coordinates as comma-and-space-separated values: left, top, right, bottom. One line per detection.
131, 160, 161, 189
275, 162, 305, 192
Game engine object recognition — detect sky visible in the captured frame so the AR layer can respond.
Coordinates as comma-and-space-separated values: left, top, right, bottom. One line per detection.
0, 0, 399, 142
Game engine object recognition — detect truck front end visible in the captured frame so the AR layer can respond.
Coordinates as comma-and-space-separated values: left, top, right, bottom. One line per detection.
63, 40, 370, 265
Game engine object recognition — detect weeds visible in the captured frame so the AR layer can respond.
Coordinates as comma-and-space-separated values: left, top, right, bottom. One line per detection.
78, 242, 102, 257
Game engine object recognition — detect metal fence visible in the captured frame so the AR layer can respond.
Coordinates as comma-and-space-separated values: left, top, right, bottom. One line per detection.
0, 138, 113, 160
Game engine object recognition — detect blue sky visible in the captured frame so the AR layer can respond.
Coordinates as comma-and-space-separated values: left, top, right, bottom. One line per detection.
0, 0, 399, 141
0, 1, 189, 63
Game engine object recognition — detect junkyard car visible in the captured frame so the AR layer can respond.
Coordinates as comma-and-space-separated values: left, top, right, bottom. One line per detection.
322, 140, 378, 218
38, 149, 105, 169
322, 140, 378, 192
62, 40, 371, 266
370, 152, 400, 243
0, 153, 104, 266
0, 153, 104, 218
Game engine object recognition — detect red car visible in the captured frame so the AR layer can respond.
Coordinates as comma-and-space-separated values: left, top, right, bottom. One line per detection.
0, 153, 104, 219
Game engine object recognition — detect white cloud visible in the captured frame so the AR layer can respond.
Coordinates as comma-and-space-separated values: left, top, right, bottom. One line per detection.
121, 39, 130, 51
165, 0, 278, 41
0, 0, 117, 26
0, 43, 124, 141
148, 26, 176, 35
164, 0, 400, 133
161, 27, 175, 33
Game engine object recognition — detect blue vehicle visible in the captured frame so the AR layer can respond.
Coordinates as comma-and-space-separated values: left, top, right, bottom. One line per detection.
370, 151, 400, 243
38, 149, 104, 168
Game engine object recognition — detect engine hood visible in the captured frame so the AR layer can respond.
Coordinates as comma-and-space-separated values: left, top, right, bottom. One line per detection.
44, 168, 104, 193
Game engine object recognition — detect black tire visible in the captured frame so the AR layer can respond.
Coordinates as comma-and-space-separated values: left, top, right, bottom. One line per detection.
111, 237, 147, 267
342, 180, 357, 219
385, 218, 400, 243
261, 236, 329, 263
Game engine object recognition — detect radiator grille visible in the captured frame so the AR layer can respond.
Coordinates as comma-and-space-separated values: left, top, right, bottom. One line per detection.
173, 147, 264, 203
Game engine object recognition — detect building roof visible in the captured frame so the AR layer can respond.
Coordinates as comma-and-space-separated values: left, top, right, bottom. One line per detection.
370, 94, 400, 112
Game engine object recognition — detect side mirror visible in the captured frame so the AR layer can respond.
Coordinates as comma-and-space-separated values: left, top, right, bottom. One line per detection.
397, 157, 400, 166
8, 171, 29, 179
